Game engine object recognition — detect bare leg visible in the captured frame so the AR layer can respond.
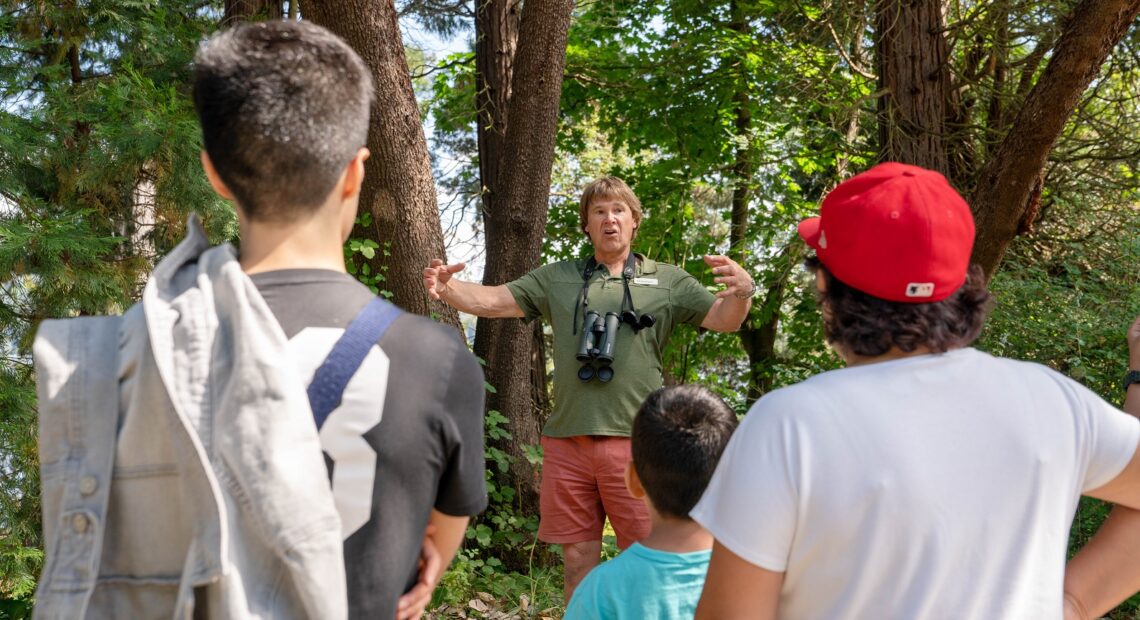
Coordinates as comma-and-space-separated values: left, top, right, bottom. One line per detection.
562, 539, 603, 603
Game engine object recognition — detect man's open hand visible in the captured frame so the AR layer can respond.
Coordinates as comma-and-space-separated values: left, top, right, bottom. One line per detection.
704, 255, 754, 300
423, 259, 466, 301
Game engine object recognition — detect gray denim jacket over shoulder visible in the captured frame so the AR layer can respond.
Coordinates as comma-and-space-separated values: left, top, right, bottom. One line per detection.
33, 215, 346, 619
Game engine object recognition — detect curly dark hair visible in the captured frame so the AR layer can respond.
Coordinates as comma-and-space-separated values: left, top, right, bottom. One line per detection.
806, 256, 993, 357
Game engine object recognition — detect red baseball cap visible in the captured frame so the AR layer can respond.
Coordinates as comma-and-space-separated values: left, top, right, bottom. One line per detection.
797, 162, 975, 303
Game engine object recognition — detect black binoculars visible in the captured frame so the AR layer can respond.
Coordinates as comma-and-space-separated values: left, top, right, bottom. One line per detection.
576, 310, 620, 382
621, 310, 656, 331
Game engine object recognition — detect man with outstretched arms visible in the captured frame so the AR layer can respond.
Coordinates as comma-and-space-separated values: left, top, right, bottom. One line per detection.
423, 176, 753, 600
194, 22, 487, 619
691, 162, 1140, 620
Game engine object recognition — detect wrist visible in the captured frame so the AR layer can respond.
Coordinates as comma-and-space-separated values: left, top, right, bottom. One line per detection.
1063, 591, 1089, 620
1123, 369, 1140, 392
734, 280, 758, 299
437, 282, 453, 303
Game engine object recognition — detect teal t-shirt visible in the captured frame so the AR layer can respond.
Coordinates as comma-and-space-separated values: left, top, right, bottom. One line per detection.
505, 257, 715, 437
564, 543, 712, 620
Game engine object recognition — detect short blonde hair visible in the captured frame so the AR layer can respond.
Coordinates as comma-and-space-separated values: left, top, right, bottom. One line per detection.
578, 176, 644, 240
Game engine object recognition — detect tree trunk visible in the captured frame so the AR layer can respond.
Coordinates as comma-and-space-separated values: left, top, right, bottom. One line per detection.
472, 0, 573, 568
874, 0, 954, 176
304, 0, 461, 328
475, 0, 519, 207
836, 0, 869, 180
223, 0, 283, 24
984, 0, 1011, 148
970, 0, 1140, 277
725, 0, 772, 404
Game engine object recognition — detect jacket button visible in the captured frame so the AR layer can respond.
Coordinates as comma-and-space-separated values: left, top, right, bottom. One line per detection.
71, 513, 89, 534
79, 476, 98, 496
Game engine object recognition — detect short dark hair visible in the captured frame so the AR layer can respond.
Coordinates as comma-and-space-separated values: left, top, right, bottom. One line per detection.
632, 385, 738, 520
192, 21, 373, 221
806, 256, 992, 357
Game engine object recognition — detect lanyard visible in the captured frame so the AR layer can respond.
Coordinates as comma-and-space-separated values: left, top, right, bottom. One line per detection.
573, 254, 639, 335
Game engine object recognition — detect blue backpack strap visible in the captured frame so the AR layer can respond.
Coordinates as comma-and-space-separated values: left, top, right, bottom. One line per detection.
307, 297, 402, 429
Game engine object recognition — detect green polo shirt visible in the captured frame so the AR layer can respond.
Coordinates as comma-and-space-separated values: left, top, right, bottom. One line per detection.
505, 256, 716, 438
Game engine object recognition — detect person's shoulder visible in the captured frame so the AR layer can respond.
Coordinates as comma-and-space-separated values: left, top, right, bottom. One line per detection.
944, 347, 1077, 388
388, 311, 467, 351
749, 377, 832, 415
643, 259, 704, 286
643, 258, 687, 276
537, 259, 586, 278
568, 554, 630, 608
509, 259, 583, 288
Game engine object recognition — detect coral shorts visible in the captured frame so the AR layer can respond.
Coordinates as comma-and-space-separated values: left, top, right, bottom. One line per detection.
537, 435, 651, 549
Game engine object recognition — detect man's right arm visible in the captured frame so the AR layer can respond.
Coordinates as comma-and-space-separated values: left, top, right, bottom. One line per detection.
423, 259, 524, 318
695, 541, 783, 620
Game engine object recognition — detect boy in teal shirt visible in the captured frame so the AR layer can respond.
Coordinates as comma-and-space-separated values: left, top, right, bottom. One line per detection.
564, 385, 738, 619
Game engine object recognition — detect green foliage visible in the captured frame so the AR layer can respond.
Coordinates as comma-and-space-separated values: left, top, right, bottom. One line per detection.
0, 363, 40, 602
429, 553, 563, 619
472, 393, 540, 554
344, 212, 392, 298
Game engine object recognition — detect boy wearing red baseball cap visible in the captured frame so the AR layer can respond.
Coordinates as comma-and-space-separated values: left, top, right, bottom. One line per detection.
690, 163, 1140, 619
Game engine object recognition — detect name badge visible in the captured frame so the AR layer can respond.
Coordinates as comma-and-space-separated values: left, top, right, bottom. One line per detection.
633, 277, 658, 286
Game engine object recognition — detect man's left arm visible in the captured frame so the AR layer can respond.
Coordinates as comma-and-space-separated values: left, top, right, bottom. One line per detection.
1124, 314, 1140, 418
1065, 439, 1140, 620
700, 255, 753, 333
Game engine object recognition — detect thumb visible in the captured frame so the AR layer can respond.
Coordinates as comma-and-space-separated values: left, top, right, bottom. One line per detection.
445, 262, 467, 275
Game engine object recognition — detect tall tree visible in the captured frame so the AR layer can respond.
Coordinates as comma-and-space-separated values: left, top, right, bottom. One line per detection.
472, 0, 574, 553
970, 0, 1140, 276
874, 0, 955, 176
305, 0, 461, 326
873, 0, 1140, 275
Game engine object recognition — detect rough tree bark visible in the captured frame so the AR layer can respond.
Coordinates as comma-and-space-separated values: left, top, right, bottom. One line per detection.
223, 0, 283, 24
970, 0, 1140, 277
304, 0, 461, 327
874, 0, 954, 176
472, 0, 573, 562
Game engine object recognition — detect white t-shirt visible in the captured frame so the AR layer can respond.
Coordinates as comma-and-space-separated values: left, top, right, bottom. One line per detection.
691, 348, 1139, 620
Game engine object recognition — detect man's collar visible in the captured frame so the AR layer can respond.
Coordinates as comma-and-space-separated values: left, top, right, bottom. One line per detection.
584, 252, 658, 277
637, 253, 658, 275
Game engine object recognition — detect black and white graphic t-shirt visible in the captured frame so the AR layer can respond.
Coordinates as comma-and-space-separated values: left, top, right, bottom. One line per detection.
251, 269, 487, 619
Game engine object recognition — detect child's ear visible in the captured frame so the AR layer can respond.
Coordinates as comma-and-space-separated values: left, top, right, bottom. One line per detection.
624, 461, 646, 499
339, 147, 370, 202
200, 151, 234, 201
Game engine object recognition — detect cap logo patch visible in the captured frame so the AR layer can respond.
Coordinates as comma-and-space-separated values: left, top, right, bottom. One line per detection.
906, 283, 935, 298
818, 231, 827, 249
